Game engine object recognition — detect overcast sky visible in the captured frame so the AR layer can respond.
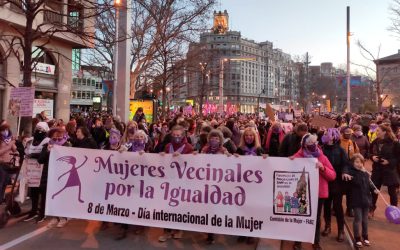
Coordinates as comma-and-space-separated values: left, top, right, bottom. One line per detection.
219, 0, 399, 71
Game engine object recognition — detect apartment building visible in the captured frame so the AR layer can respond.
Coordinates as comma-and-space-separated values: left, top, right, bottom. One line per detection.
0, 0, 94, 122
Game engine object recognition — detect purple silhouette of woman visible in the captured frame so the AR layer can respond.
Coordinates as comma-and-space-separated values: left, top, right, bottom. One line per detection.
52, 155, 88, 203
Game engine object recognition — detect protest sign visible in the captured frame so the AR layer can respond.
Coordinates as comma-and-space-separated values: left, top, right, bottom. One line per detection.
25, 159, 43, 187
8, 87, 35, 117
310, 115, 337, 128
266, 104, 275, 122
285, 113, 294, 121
281, 123, 294, 134
46, 146, 319, 243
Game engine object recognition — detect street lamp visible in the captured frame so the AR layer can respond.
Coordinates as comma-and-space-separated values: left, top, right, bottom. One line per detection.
322, 94, 327, 99
112, 0, 122, 116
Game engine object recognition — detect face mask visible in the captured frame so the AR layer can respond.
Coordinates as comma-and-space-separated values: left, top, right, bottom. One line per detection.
173, 136, 183, 144
321, 134, 331, 145
109, 136, 120, 145
128, 127, 136, 134
272, 127, 281, 133
369, 124, 378, 131
209, 139, 220, 149
34, 130, 46, 141
354, 131, 363, 137
306, 144, 317, 152
1, 130, 9, 138
50, 137, 67, 146
133, 139, 145, 148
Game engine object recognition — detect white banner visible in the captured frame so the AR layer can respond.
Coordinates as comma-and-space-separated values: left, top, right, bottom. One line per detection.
46, 146, 319, 243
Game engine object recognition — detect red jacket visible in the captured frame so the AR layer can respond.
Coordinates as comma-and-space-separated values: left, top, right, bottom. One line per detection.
292, 149, 336, 198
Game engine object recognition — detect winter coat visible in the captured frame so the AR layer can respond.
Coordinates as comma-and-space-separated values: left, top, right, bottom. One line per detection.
322, 143, 350, 194
352, 134, 370, 158
340, 138, 359, 160
370, 138, 400, 186
292, 149, 336, 198
279, 132, 302, 157
38, 141, 72, 188
265, 130, 285, 156
72, 137, 98, 149
223, 139, 237, 154
348, 167, 373, 208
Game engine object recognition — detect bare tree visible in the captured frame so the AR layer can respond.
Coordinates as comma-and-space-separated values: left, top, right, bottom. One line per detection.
352, 40, 400, 110
0, 0, 115, 133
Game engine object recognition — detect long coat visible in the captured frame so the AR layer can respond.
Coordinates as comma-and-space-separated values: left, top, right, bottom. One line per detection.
370, 137, 400, 186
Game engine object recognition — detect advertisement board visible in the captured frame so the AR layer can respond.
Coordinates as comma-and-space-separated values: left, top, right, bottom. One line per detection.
129, 100, 154, 122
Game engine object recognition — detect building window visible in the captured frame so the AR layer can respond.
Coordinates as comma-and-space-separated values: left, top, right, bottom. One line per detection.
72, 49, 81, 71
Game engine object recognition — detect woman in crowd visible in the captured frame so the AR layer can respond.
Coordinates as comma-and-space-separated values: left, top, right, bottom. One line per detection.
39, 127, 72, 228
264, 122, 285, 156
369, 124, 400, 217
367, 121, 378, 143
235, 127, 266, 244
23, 122, 51, 222
73, 126, 97, 149
158, 125, 194, 242
351, 124, 370, 158
200, 129, 229, 244
292, 133, 336, 250
0, 123, 17, 204
320, 128, 350, 242
218, 126, 237, 154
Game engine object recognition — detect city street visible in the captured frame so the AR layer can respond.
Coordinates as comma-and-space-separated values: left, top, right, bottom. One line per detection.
1, 163, 398, 250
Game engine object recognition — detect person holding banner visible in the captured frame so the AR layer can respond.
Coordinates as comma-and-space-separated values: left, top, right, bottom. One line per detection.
200, 129, 230, 244
23, 122, 50, 222
291, 133, 336, 250
234, 127, 267, 245
38, 127, 72, 228
158, 125, 194, 242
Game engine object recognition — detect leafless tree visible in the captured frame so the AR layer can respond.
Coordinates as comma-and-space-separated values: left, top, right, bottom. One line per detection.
352, 40, 400, 110
0, 0, 115, 133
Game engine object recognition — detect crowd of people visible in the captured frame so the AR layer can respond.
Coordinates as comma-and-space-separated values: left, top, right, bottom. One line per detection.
1, 108, 400, 250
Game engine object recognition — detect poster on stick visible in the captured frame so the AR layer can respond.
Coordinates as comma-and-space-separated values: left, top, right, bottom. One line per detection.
311, 115, 337, 128
46, 146, 319, 243
8, 87, 35, 117
266, 103, 275, 122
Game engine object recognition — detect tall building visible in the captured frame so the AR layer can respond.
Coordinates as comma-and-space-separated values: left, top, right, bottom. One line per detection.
374, 50, 400, 108
0, 1, 94, 123
181, 10, 300, 113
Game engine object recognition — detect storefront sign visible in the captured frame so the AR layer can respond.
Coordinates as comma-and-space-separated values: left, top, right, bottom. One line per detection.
46, 146, 319, 243
32, 62, 56, 75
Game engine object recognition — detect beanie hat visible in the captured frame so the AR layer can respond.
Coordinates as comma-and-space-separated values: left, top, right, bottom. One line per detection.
36, 122, 49, 132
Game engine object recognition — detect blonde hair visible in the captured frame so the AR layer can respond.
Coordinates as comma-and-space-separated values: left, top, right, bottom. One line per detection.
351, 153, 365, 164
239, 127, 261, 148
122, 121, 138, 144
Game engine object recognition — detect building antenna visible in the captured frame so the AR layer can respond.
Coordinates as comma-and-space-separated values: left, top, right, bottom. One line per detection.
218, 0, 222, 10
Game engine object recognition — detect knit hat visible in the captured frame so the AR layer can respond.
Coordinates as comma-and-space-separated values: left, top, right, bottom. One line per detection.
36, 122, 49, 132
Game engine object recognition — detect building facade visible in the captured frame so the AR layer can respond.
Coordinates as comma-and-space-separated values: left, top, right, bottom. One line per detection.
0, 0, 94, 124
180, 10, 300, 113
374, 50, 400, 108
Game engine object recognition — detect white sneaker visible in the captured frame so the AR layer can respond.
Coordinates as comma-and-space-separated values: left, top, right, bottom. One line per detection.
47, 218, 59, 228
56, 218, 68, 228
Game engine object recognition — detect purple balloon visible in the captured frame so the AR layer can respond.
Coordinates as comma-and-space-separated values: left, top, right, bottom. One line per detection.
385, 206, 400, 224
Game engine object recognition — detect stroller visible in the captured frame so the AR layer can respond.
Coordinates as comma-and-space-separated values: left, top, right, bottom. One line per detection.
0, 153, 22, 228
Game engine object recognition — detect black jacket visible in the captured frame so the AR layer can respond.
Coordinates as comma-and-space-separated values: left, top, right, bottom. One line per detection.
279, 132, 302, 157
72, 137, 98, 149
322, 143, 350, 194
236, 147, 264, 156
348, 167, 373, 208
370, 138, 400, 186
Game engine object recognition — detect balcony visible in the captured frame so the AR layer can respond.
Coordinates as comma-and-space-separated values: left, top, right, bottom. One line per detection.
43, 10, 63, 25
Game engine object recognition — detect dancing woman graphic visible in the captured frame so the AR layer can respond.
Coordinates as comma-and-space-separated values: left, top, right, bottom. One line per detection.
52, 155, 88, 203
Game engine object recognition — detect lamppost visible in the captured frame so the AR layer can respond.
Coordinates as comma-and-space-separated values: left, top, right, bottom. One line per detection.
199, 62, 208, 116
257, 88, 266, 114
317, 103, 321, 114
112, 0, 121, 116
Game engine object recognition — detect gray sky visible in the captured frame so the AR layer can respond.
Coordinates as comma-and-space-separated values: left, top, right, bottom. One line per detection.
220, 0, 399, 71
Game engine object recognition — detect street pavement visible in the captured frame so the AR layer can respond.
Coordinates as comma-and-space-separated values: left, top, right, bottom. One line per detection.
0, 161, 399, 250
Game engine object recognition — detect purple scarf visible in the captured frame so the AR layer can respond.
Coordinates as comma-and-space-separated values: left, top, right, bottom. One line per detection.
303, 148, 321, 158
243, 146, 257, 156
